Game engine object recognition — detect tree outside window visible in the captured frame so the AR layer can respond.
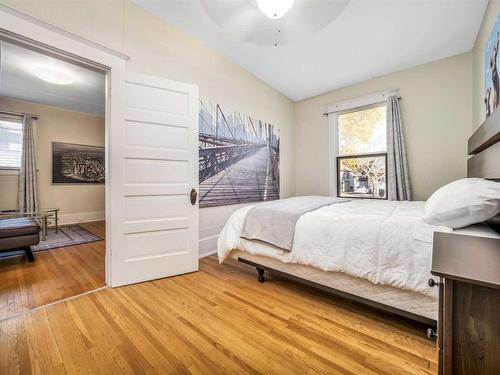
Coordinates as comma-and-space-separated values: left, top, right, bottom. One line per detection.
336, 105, 387, 199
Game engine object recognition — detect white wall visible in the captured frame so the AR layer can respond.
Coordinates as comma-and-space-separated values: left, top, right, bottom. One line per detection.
472, 0, 500, 129
294, 53, 473, 201
0, 97, 105, 224
0, 0, 296, 256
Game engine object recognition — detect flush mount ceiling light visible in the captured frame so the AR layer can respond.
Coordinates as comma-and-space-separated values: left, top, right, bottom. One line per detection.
33, 65, 74, 85
256, 0, 295, 19
200, 0, 349, 46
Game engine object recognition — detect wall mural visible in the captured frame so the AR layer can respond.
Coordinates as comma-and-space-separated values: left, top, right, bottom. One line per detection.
198, 99, 280, 208
485, 12, 500, 118
52, 142, 105, 184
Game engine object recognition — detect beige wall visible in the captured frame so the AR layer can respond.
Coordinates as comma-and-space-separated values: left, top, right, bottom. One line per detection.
0, 98, 105, 224
2, 1, 480, 249
295, 53, 472, 201
0, 0, 295, 255
472, 0, 500, 128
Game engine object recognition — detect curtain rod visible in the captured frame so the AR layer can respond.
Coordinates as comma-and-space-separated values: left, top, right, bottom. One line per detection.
322, 95, 402, 117
0, 110, 39, 120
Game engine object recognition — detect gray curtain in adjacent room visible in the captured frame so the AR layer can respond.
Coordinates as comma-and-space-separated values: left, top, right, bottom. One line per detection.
386, 96, 411, 201
18, 115, 38, 213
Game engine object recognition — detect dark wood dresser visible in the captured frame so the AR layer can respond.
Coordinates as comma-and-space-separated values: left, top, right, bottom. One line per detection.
430, 232, 500, 375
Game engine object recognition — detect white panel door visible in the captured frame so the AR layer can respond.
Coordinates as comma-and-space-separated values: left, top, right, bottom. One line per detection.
111, 72, 199, 286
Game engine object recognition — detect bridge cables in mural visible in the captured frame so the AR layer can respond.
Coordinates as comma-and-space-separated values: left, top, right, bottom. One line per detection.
199, 99, 280, 207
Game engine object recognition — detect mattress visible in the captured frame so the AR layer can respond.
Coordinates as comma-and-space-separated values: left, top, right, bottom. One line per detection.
219, 200, 500, 323
218, 199, 452, 297
230, 223, 499, 323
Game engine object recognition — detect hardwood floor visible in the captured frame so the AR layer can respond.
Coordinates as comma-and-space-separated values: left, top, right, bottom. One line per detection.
0, 254, 437, 374
0, 221, 105, 320
79, 221, 106, 239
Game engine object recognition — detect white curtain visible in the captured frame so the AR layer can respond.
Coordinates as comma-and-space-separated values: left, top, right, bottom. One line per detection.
386, 96, 411, 201
18, 115, 38, 213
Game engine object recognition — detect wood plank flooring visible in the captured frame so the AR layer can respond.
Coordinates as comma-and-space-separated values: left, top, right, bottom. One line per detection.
0, 254, 437, 374
0, 221, 105, 320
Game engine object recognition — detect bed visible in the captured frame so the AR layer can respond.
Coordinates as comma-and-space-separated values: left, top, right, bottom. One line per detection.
217, 116, 500, 327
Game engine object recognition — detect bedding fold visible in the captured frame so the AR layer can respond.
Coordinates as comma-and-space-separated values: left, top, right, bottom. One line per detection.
240, 195, 349, 251
219, 199, 453, 296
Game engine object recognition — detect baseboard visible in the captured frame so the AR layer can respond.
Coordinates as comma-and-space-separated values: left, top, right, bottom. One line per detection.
199, 225, 224, 239
57, 211, 105, 226
199, 249, 217, 259
199, 233, 219, 258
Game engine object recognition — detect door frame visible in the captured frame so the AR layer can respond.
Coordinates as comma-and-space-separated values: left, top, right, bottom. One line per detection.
0, 5, 129, 285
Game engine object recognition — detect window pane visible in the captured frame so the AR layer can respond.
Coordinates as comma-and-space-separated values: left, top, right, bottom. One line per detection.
0, 119, 23, 169
338, 155, 386, 199
338, 105, 386, 155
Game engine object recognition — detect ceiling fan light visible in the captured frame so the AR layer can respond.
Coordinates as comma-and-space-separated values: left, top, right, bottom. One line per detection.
256, 0, 295, 19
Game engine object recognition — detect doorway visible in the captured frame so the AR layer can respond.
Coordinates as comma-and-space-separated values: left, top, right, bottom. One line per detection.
0, 38, 108, 319
0, 8, 200, 295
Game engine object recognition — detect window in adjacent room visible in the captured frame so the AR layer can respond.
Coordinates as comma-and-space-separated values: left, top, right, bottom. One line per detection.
336, 103, 387, 199
0, 115, 23, 170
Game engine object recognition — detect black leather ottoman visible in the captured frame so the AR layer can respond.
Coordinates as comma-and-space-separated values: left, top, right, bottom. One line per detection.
0, 217, 40, 262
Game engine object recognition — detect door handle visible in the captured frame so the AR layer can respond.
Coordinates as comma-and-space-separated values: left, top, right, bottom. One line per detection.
190, 188, 198, 205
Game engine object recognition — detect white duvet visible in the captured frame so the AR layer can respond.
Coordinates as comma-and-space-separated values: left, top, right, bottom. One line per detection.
218, 199, 453, 296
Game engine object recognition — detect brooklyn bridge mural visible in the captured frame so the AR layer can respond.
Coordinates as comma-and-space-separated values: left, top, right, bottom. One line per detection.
199, 99, 280, 208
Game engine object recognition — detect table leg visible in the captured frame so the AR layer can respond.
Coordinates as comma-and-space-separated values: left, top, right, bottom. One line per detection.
42, 216, 47, 241
55, 210, 58, 234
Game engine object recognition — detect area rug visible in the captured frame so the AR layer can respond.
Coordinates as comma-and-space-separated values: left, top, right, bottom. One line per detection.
0, 224, 103, 259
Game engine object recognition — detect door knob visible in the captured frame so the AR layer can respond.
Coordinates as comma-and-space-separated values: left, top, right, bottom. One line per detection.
428, 279, 441, 288
190, 188, 198, 205
427, 328, 437, 340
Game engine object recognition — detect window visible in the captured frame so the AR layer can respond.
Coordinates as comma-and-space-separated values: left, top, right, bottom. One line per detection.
0, 116, 23, 170
336, 104, 387, 199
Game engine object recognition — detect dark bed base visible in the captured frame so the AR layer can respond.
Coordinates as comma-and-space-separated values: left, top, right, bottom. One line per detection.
238, 257, 437, 328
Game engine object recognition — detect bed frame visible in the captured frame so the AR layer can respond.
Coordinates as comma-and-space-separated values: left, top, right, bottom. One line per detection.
236, 252, 438, 326
236, 111, 500, 328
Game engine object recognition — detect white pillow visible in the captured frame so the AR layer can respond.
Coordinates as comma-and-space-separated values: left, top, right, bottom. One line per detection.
423, 178, 500, 228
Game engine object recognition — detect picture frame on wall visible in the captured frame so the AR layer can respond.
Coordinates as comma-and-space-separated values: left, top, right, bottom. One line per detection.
198, 99, 280, 207
52, 142, 105, 184
484, 12, 500, 118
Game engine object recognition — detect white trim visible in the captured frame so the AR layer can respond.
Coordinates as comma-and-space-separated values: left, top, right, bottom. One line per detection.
0, 8, 127, 287
326, 89, 398, 114
200, 225, 224, 238
199, 233, 219, 257
328, 114, 339, 197
0, 4, 129, 61
58, 211, 105, 226
0, 168, 19, 175
199, 249, 217, 259
327, 89, 396, 197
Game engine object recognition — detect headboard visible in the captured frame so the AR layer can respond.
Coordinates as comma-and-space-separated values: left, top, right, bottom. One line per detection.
468, 110, 500, 232
467, 109, 500, 180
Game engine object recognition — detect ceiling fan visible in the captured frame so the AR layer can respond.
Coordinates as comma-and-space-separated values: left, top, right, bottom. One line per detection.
200, 0, 349, 46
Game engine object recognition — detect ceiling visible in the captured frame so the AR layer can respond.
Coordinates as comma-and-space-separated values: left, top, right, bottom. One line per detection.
133, 0, 488, 101
0, 41, 105, 116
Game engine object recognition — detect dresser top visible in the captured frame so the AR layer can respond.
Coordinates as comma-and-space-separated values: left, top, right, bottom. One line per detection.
431, 232, 500, 289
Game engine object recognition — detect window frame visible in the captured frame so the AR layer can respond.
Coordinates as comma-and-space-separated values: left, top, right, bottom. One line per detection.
0, 114, 23, 174
336, 152, 388, 200
327, 90, 396, 199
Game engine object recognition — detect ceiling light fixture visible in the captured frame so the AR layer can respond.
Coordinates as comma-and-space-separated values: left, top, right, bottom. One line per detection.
256, 0, 295, 19
33, 65, 74, 85
200, 0, 348, 46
